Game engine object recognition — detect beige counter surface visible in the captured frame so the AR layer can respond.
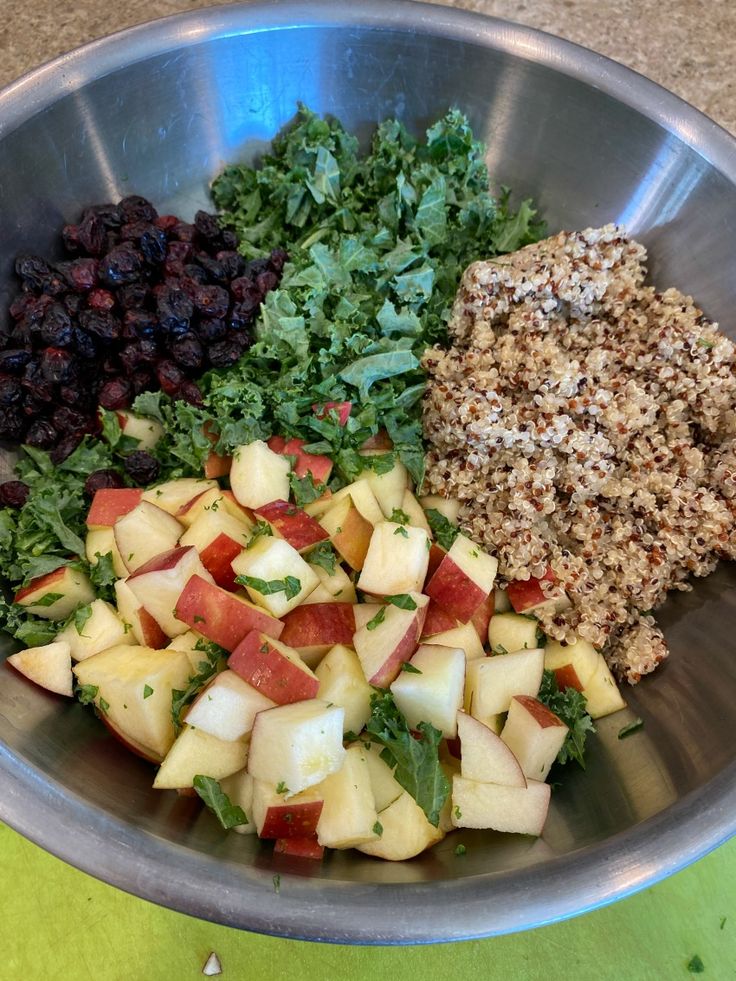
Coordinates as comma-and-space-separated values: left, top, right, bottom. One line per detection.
2, 0, 735, 135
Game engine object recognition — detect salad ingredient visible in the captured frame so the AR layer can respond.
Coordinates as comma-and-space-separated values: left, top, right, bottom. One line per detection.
618, 718, 645, 739
456, 711, 526, 787
499, 695, 569, 781
537, 670, 596, 768
6, 640, 73, 696
202, 951, 223, 977
422, 224, 736, 683
450, 776, 550, 836
2, 197, 286, 454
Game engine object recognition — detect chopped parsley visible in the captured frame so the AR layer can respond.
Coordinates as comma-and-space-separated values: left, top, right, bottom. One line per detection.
171, 645, 223, 732
76, 684, 99, 705
537, 670, 595, 768
236, 574, 301, 601
33, 592, 64, 608
307, 540, 338, 575
386, 594, 417, 610
276, 781, 290, 795
394, 525, 409, 538
193, 775, 248, 829
98, 697, 110, 716
372, 821, 383, 837
73, 603, 93, 636
686, 955, 705, 973
389, 508, 410, 525
400, 662, 422, 674
246, 520, 273, 549
425, 509, 459, 551
143, 684, 154, 699
365, 607, 386, 631
288, 471, 325, 507
454, 843, 466, 856
617, 718, 644, 739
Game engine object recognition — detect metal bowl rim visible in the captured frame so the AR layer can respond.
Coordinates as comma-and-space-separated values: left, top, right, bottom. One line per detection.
1, 0, 735, 943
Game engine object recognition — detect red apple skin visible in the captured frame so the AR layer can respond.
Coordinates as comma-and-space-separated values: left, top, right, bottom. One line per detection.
100, 715, 163, 764
370, 617, 425, 689
229, 631, 319, 704
198, 532, 244, 591
470, 592, 495, 641
425, 555, 487, 623
274, 836, 324, 859
127, 545, 195, 579
267, 435, 288, 454
14, 566, 69, 604
283, 439, 333, 485
86, 488, 143, 528
445, 736, 462, 759
204, 451, 232, 479
553, 664, 584, 692
420, 601, 459, 639
254, 500, 329, 553
258, 801, 324, 839
506, 567, 557, 613
280, 603, 356, 649
138, 607, 169, 649
175, 575, 284, 651
513, 695, 566, 729
359, 429, 393, 452
312, 401, 352, 427
425, 543, 447, 584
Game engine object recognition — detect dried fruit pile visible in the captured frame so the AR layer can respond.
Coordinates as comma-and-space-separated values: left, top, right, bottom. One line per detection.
1, 195, 286, 461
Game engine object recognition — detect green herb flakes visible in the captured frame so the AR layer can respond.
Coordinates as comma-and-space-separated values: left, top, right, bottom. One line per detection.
237, 574, 301, 601
193, 775, 248, 829
617, 718, 644, 739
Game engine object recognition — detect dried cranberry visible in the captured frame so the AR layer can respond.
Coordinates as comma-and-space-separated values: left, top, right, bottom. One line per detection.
62, 224, 81, 253
87, 288, 116, 311
87, 203, 123, 229
80, 310, 121, 343
15, 254, 54, 292
0, 406, 26, 441
62, 293, 83, 317
269, 248, 288, 273
10, 322, 34, 348
53, 406, 89, 435
73, 329, 98, 361
197, 318, 228, 343
131, 369, 154, 394
78, 211, 107, 255
41, 305, 74, 348
0, 376, 22, 405
25, 418, 57, 448
194, 210, 222, 244
193, 285, 229, 319
61, 258, 99, 291
99, 378, 132, 410
195, 255, 227, 284
164, 257, 185, 279
139, 226, 168, 264
99, 248, 142, 286
155, 214, 179, 232
0, 480, 30, 508
230, 276, 261, 310
182, 264, 208, 285
171, 332, 204, 371
122, 309, 157, 339
83, 468, 125, 496
156, 359, 185, 396
244, 257, 270, 278
172, 222, 196, 243
21, 394, 44, 419
40, 347, 74, 383
256, 270, 279, 295
207, 337, 244, 369
124, 450, 160, 484
167, 241, 192, 263
117, 283, 149, 310
216, 250, 245, 280
179, 379, 203, 406
221, 229, 239, 251
22, 363, 54, 401
119, 195, 158, 224
157, 288, 193, 332
0, 349, 32, 375
50, 432, 83, 464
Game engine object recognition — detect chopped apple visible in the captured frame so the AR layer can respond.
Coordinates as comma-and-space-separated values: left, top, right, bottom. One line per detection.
451, 775, 550, 835
470, 592, 495, 642
114, 578, 168, 649
229, 631, 319, 704
400, 489, 431, 535
175, 487, 228, 528
425, 542, 447, 582
279, 603, 356, 666
85, 527, 127, 578
127, 545, 214, 637
273, 837, 324, 860
361, 743, 403, 811
301, 561, 357, 605
167, 630, 213, 673
141, 477, 218, 515
115, 409, 164, 450
86, 487, 143, 529
230, 440, 291, 510
465, 648, 545, 722
73, 644, 192, 760
390, 644, 465, 738
357, 791, 444, 861
500, 695, 568, 781
179, 509, 252, 590
231, 536, 318, 616
204, 448, 232, 480
315, 644, 372, 734
219, 490, 255, 524
582, 656, 627, 718
319, 495, 374, 571
14, 565, 95, 620
312, 400, 351, 426
457, 712, 526, 787
316, 745, 379, 848
152, 725, 248, 789
247, 699, 345, 795
423, 621, 485, 661
251, 780, 324, 838
419, 494, 460, 524
506, 568, 570, 615
425, 533, 498, 623
329, 479, 384, 526
421, 601, 459, 638
174, 575, 284, 651
488, 612, 542, 654
494, 586, 512, 613
544, 635, 600, 692
357, 521, 430, 596
56, 598, 133, 662
364, 459, 409, 518
113, 500, 183, 573
218, 769, 257, 835
281, 437, 333, 485
6, 641, 73, 696
352, 603, 382, 632
184, 669, 275, 741
353, 592, 429, 687
253, 500, 329, 553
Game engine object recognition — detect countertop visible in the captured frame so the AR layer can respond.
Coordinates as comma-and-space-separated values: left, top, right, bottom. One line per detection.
1, 2, 735, 979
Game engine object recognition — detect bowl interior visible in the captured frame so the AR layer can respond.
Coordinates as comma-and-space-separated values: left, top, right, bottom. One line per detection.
1, 2, 735, 941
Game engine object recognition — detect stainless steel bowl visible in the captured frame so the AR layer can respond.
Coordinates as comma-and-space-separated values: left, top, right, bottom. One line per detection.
1, 0, 736, 944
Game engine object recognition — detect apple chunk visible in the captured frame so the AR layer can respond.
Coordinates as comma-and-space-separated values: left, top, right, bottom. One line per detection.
357, 521, 430, 596
488, 612, 542, 654
86, 487, 143, 529
174, 575, 284, 651
141, 477, 217, 515
6, 641, 73, 696
506, 568, 570, 615
425, 533, 498, 623
115, 410, 164, 450
231, 536, 319, 617
582, 656, 627, 718
179, 508, 252, 590
127, 545, 214, 637
501, 696, 568, 781
229, 631, 319, 704
316, 745, 380, 849
230, 439, 291, 510
315, 644, 372, 735
451, 775, 550, 835
15, 565, 95, 620
251, 780, 324, 839
319, 494, 374, 571
56, 598, 134, 661
279, 603, 356, 665
153, 725, 248, 789
353, 592, 429, 688
356, 791, 444, 861
85, 527, 127, 578
184, 669, 275, 741
457, 712, 526, 787
465, 648, 545, 722
113, 500, 183, 573
73, 644, 192, 760
544, 635, 600, 692
364, 458, 409, 518
114, 578, 168, 649
390, 644, 465, 738
254, 500, 329, 553
247, 699, 345, 795
301, 561, 357, 605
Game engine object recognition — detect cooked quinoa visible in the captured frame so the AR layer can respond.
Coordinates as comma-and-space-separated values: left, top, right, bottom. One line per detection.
421, 224, 736, 683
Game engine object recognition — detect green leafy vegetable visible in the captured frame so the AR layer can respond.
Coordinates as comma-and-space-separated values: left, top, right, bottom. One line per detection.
365, 690, 449, 827
537, 670, 596, 768
171, 646, 223, 732
236, 575, 301, 601
276, 781, 290, 795
193, 775, 248, 829
400, 662, 422, 674
73, 604, 93, 636
33, 592, 64, 608
288, 471, 325, 507
246, 520, 274, 549
372, 821, 383, 837
425, 508, 459, 551
389, 508, 411, 525
88, 552, 117, 603
306, 540, 337, 575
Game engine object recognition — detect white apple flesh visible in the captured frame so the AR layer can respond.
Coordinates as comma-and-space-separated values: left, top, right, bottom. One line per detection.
451, 774, 550, 835
6, 641, 73, 696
